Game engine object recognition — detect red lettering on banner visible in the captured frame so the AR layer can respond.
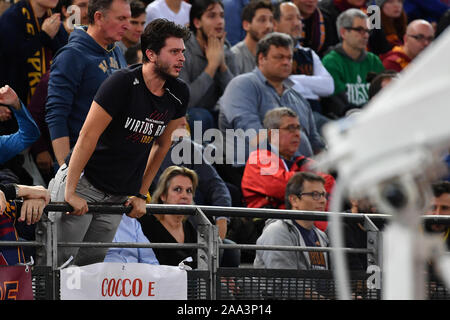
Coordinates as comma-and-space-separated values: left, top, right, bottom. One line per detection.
132, 279, 142, 296
148, 281, 155, 296
123, 279, 131, 297
108, 279, 116, 296
100, 278, 145, 297
114, 279, 122, 297
101, 278, 108, 296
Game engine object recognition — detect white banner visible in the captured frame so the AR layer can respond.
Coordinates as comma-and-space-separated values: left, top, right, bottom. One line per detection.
60, 262, 187, 300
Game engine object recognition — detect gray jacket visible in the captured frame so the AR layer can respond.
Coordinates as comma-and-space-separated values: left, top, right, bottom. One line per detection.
254, 219, 330, 270
179, 32, 237, 110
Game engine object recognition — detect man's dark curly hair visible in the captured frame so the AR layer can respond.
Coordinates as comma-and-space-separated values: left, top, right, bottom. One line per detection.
141, 18, 191, 63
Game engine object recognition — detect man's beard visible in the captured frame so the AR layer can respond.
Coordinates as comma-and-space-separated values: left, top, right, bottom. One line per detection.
249, 29, 263, 42
154, 59, 176, 80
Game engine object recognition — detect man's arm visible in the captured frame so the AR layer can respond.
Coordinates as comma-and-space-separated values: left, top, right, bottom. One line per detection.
64, 102, 112, 215
138, 117, 187, 197
124, 117, 187, 219
289, 50, 335, 98
52, 136, 70, 166
46, 50, 84, 165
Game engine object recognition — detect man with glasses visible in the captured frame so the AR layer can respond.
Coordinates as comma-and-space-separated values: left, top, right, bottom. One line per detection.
381, 19, 434, 72
254, 171, 330, 271
321, 9, 384, 119
218, 32, 324, 191
230, 107, 333, 263
241, 107, 334, 213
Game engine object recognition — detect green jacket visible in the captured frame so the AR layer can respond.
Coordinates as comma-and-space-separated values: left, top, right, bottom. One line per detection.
322, 44, 384, 107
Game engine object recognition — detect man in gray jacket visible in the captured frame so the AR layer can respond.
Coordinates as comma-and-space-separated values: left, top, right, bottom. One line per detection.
254, 171, 329, 270
179, 0, 237, 137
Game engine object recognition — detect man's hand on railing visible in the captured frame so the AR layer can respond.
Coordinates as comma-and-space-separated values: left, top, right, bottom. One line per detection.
65, 192, 89, 216
19, 198, 47, 225
125, 196, 147, 219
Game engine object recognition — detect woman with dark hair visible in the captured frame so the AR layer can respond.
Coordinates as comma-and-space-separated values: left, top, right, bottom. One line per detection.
369, 0, 408, 55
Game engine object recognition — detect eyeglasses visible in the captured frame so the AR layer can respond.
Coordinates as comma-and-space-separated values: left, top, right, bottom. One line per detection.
297, 191, 328, 200
407, 34, 434, 43
279, 124, 301, 133
345, 27, 370, 35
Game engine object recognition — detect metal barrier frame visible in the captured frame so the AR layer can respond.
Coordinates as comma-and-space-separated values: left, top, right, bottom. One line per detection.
2, 202, 450, 299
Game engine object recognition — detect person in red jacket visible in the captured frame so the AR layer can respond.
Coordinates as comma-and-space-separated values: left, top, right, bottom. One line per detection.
241, 106, 335, 232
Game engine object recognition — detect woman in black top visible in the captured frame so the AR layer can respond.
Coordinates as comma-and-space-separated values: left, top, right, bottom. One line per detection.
139, 166, 199, 268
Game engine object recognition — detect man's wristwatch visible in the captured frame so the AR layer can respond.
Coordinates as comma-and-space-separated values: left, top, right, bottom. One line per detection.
135, 193, 147, 201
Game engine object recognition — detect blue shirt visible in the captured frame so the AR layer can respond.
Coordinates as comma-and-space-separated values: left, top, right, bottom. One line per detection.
104, 214, 159, 265
0, 102, 40, 164
218, 68, 324, 164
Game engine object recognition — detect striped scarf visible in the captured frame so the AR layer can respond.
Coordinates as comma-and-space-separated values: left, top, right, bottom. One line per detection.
301, 8, 326, 53
0, 201, 25, 266
21, 0, 53, 104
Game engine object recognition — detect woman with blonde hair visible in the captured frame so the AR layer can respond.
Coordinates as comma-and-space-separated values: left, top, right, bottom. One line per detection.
139, 166, 199, 267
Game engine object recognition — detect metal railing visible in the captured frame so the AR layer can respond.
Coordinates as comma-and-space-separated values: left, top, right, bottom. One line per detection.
2, 202, 450, 299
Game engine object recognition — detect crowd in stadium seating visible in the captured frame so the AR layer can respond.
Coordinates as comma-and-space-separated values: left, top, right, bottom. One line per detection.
1, 0, 450, 270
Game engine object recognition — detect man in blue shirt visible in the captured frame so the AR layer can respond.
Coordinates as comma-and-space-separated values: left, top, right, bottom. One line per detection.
217, 32, 324, 179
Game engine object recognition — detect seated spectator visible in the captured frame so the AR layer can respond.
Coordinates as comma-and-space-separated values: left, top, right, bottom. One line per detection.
234, 107, 334, 262
367, 70, 397, 100
117, 0, 146, 54
218, 32, 324, 189
342, 197, 379, 271
273, 1, 334, 133
254, 172, 330, 270
231, 0, 274, 75
292, 0, 328, 56
380, 19, 434, 72
56, 0, 89, 33
104, 213, 160, 265
0, 0, 67, 106
179, 0, 237, 138
140, 166, 240, 268
368, 0, 408, 56
139, 166, 202, 268
0, 85, 40, 165
321, 9, 385, 119
145, 0, 191, 27
424, 181, 450, 250
124, 43, 143, 65
0, 183, 50, 265
318, 0, 368, 56
403, 0, 448, 24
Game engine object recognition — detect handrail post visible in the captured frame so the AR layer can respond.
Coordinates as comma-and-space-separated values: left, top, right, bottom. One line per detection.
194, 207, 218, 300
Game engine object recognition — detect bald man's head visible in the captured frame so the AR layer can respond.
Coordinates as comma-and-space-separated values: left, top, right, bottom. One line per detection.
404, 19, 434, 59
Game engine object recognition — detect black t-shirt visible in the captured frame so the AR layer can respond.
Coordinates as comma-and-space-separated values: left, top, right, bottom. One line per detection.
82, 65, 189, 195
139, 214, 198, 268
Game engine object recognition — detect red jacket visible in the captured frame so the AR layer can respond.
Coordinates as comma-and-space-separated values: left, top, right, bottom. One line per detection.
241, 149, 335, 231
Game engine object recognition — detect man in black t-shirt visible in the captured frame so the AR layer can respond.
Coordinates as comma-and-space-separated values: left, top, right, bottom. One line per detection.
49, 19, 191, 267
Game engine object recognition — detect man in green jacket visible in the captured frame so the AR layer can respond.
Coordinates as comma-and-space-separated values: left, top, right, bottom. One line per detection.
321, 8, 384, 118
